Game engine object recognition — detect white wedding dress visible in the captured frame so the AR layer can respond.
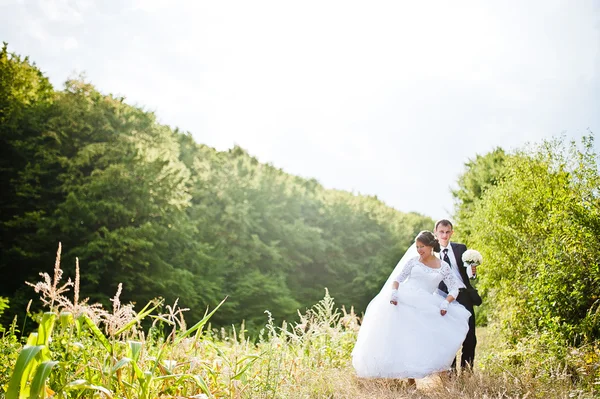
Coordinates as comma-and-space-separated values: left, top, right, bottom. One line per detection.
352, 253, 471, 379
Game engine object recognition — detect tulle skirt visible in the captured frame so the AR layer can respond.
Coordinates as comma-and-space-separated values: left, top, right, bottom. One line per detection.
352, 287, 471, 379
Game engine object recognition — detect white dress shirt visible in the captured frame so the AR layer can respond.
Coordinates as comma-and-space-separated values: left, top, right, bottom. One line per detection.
440, 244, 465, 284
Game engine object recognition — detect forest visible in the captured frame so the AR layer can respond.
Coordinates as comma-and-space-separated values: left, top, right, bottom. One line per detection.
1, 44, 599, 397
0, 43, 432, 332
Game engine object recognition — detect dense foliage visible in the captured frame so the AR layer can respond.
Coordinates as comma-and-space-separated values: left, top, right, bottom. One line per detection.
454, 136, 600, 384
0, 44, 432, 331
451, 147, 511, 239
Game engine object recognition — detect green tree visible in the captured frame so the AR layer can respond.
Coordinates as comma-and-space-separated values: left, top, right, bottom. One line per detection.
0, 45, 434, 333
0, 44, 57, 322
452, 147, 510, 241
175, 140, 432, 329
463, 136, 600, 358
42, 79, 212, 314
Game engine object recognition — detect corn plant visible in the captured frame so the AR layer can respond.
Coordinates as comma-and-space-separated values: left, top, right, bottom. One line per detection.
6, 312, 57, 399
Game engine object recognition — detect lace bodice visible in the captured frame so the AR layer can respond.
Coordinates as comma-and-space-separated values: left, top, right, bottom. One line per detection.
394, 257, 463, 298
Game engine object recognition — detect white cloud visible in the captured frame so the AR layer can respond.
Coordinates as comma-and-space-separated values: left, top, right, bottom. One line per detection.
24, 18, 48, 42
128, 0, 169, 14
37, 0, 87, 24
63, 36, 78, 50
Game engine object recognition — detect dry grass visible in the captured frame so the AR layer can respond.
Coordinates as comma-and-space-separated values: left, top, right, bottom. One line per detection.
244, 327, 595, 399
257, 366, 592, 399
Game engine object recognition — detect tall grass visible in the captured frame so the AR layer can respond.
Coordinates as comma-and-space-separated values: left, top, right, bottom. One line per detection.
0, 245, 597, 398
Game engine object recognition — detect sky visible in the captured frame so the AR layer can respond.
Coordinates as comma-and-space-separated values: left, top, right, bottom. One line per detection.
1, 0, 599, 220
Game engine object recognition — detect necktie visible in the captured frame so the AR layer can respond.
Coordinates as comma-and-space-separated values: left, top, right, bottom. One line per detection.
438, 248, 451, 293
442, 248, 451, 266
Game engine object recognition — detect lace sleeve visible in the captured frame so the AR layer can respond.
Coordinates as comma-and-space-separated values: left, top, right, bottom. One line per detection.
441, 263, 465, 298
394, 258, 416, 284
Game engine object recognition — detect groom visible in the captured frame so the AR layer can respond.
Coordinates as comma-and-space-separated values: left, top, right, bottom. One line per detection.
435, 219, 481, 370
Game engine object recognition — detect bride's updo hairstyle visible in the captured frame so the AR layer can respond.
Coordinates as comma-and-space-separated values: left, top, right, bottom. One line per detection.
415, 230, 441, 253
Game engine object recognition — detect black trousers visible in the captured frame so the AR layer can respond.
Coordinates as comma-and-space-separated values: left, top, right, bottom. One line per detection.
453, 289, 477, 369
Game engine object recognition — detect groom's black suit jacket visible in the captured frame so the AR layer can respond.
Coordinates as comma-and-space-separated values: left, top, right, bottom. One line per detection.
446, 242, 481, 307
449, 242, 474, 291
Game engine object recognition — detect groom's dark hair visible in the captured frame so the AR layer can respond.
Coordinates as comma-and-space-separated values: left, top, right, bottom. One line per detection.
434, 219, 453, 230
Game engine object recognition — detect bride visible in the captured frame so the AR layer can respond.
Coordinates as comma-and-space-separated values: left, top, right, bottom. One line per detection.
352, 230, 471, 379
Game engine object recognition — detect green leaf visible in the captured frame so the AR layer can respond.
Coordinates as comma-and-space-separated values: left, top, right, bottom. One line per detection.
127, 341, 145, 380
151, 374, 213, 398
128, 340, 142, 362
36, 313, 56, 347
59, 312, 74, 329
65, 379, 113, 398
6, 345, 43, 399
175, 297, 227, 344
28, 360, 58, 399
26, 333, 38, 347
232, 355, 260, 380
80, 314, 112, 354
36, 313, 56, 362
111, 357, 131, 373
114, 300, 160, 336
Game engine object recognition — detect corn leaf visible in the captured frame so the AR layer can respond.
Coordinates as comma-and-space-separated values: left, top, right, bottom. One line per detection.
175, 297, 227, 344
114, 300, 160, 336
80, 314, 112, 354
111, 357, 131, 373
35, 313, 56, 347
232, 355, 260, 380
6, 345, 43, 399
36, 313, 56, 362
28, 360, 58, 399
128, 340, 142, 362
65, 379, 113, 398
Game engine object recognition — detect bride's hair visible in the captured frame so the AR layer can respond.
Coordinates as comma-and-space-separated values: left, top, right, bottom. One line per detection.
415, 230, 441, 252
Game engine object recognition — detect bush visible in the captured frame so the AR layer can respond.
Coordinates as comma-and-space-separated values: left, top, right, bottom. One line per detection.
460, 135, 600, 387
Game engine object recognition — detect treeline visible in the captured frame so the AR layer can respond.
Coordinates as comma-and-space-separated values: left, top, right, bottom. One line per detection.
0, 44, 432, 330
454, 138, 600, 381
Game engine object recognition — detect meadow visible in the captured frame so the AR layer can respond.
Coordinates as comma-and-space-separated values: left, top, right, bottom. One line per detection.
1, 247, 596, 399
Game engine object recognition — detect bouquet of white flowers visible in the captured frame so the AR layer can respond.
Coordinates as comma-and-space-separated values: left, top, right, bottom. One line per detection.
462, 249, 482, 279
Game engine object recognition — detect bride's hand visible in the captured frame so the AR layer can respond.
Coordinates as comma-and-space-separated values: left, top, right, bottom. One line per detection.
390, 289, 398, 306
439, 299, 449, 316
